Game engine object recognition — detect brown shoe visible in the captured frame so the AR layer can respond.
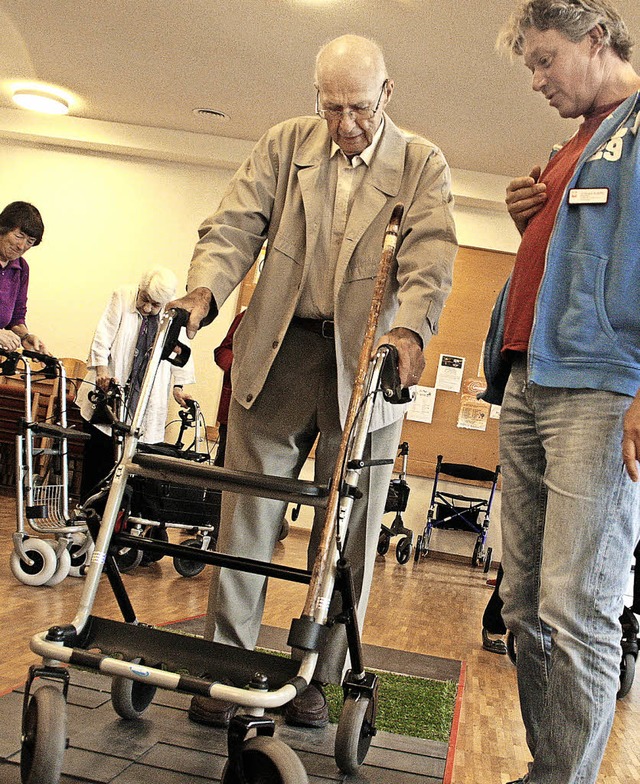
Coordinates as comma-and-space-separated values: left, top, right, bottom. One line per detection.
284, 681, 329, 728
188, 694, 238, 727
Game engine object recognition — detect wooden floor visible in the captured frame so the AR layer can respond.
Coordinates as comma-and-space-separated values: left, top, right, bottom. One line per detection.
1, 489, 638, 784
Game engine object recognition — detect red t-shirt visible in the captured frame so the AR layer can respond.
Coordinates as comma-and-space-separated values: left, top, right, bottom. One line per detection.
503, 101, 621, 353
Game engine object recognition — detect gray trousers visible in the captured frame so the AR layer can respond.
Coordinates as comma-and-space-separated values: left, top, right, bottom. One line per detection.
204, 323, 402, 683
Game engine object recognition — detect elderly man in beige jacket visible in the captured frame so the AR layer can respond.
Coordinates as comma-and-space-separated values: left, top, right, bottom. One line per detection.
173, 34, 458, 729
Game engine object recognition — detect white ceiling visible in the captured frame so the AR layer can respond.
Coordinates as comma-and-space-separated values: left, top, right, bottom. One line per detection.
2, 0, 640, 178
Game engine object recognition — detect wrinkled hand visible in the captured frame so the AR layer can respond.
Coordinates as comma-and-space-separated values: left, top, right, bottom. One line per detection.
167, 287, 212, 340
21, 333, 50, 355
376, 327, 424, 388
506, 166, 547, 236
622, 391, 640, 481
0, 329, 21, 351
173, 387, 193, 407
95, 366, 114, 393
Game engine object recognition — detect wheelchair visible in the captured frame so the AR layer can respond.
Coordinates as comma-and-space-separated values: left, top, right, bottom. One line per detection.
414, 454, 500, 569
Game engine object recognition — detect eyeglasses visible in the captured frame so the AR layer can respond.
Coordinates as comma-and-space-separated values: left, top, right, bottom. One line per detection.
11, 229, 37, 248
316, 80, 388, 121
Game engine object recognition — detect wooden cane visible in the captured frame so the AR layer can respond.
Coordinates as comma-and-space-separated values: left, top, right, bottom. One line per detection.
303, 202, 405, 619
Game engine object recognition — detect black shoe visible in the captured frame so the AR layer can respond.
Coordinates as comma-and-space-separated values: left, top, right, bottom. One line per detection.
188, 694, 238, 727
482, 627, 507, 655
284, 681, 329, 728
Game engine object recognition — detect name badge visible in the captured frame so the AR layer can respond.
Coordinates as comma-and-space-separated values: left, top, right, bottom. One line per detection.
568, 187, 609, 205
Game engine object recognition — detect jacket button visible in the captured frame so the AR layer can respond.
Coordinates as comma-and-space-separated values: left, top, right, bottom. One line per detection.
246, 394, 253, 402
272, 340, 279, 349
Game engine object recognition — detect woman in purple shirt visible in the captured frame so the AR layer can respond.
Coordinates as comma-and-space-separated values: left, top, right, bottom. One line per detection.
0, 201, 47, 353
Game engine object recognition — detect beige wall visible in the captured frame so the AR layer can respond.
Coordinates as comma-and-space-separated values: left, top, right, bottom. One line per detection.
0, 121, 520, 562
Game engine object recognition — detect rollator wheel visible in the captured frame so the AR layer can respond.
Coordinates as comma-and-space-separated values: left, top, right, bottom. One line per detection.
114, 545, 143, 573
140, 526, 169, 565
413, 534, 423, 562
506, 631, 517, 665
68, 534, 95, 578
377, 530, 390, 556
111, 659, 157, 719
471, 539, 482, 567
43, 547, 72, 587
10, 538, 57, 586
335, 694, 376, 774
395, 536, 412, 565
617, 652, 636, 699
278, 518, 290, 541
220, 736, 308, 784
173, 538, 206, 578
483, 546, 493, 573
20, 684, 67, 784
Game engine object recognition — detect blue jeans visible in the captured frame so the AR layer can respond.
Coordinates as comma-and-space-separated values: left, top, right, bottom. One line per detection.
500, 357, 640, 784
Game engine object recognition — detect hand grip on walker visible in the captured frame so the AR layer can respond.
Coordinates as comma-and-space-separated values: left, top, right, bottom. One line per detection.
162, 307, 192, 367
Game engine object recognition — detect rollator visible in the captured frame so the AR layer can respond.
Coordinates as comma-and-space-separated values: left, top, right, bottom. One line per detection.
21, 205, 409, 784
1, 348, 91, 586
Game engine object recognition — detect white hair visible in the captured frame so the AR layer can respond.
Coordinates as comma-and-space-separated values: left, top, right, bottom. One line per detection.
138, 267, 178, 304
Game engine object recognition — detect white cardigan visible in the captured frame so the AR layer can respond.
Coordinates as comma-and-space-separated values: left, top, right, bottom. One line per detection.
76, 285, 196, 443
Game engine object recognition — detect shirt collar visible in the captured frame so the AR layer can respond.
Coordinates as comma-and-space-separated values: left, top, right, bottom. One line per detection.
330, 115, 385, 167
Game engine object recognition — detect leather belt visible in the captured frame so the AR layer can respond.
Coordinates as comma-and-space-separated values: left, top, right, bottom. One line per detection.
290, 316, 335, 340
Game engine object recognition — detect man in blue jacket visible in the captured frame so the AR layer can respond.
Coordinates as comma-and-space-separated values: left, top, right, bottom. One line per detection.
494, 2, 640, 783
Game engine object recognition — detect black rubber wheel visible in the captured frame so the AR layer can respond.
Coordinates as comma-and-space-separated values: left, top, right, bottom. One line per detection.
395, 536, 412, 565
111, 659, 157, 719
617, 652, 636, 699
141, 526, 169, 565
506, 631, 517, 665
278, 518, 290, 541
20, 684, 67, 784
414, 534, 423, 562
114, 545, 143, 573
173, 538, 206, 578
377, 531, 390, 556
220, 735, 308, 783
335, 694, 376, 774
483, 546, 493, 573
471, 539, 482, 567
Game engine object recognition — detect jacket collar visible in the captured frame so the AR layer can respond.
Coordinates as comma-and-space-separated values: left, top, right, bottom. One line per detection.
293, 113, 406, 198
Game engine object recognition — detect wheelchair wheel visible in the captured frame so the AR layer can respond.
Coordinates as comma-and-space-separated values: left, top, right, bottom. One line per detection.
395, 536, 412, 565
173, 538, 206, 578
413, 534, 423, 562
43, 546, 72, 587
617, 652, 636, 699
141, 526, 169, 565
10, 538, 57, 586
220, 736, 308, 784
335, 694, 376, 774
20, 684, 67, 784
111, 660, 157, 719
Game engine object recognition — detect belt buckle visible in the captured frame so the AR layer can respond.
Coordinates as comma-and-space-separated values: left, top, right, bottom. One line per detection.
321, 320, 334, 339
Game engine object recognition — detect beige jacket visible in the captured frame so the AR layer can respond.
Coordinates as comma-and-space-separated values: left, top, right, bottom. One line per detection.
188, 114, 457, 431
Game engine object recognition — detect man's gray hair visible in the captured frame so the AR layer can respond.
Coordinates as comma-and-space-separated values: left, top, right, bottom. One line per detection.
139, 267, 177, 305
497, 0, 633, 61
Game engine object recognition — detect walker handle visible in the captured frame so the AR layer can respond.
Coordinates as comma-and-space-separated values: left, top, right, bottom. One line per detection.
162, 308, 191, 367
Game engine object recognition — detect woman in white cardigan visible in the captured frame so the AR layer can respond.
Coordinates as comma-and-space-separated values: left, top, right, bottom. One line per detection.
76, 267, 195, 501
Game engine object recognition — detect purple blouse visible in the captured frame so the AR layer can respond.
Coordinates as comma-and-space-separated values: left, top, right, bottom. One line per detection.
0, 256, 29, 330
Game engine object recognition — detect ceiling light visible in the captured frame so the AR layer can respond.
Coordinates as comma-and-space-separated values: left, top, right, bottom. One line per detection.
192, 107, 229, 120
13, 88, 69, 115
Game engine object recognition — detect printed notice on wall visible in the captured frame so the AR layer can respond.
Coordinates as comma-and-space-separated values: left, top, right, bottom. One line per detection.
406, 385, 436, 423
457, 377, 491, 431
435, 354, 465, 393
